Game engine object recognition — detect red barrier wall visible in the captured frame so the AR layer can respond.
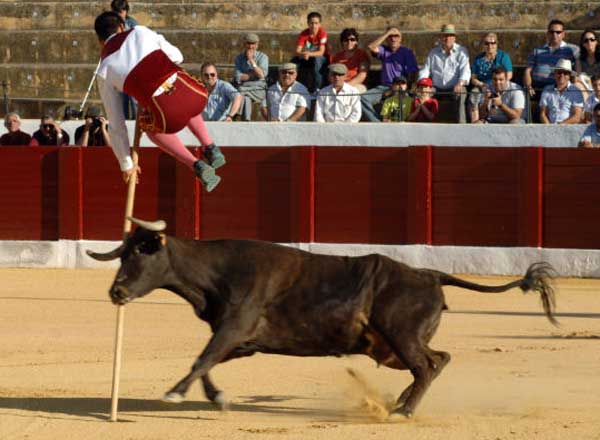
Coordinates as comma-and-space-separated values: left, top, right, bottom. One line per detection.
1, 145, 600, 249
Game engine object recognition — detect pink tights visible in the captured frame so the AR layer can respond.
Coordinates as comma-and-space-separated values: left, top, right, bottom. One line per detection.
146, 113, 214, 169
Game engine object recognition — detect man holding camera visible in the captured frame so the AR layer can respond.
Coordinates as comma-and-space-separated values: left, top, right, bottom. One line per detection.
475, 66, 525, 124
75, 106, 111, 146
30, 115, 70, 146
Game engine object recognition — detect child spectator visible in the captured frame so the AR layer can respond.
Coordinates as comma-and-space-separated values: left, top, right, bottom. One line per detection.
292, 11, 329, 93
380, 76, 412, 122
408, 78, 439, 122
583, 74, 600, 122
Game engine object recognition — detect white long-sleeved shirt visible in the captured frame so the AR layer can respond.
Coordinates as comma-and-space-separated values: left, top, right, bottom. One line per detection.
419, 43, 471, 90
315, 83, 362, 123
97, 26, 183, 171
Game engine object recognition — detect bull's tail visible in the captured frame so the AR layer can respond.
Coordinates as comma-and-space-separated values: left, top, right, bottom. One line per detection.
437, 262, 558, 326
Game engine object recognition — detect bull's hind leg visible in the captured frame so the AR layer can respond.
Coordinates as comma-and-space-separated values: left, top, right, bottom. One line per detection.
200, 374, 228, 410
395, 348, 450, 408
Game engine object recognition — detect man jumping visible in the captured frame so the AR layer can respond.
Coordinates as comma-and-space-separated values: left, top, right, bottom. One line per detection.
94, 11, 224, 191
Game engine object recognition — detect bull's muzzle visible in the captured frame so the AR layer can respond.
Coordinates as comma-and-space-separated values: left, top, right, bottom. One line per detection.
110, 285, 134, 305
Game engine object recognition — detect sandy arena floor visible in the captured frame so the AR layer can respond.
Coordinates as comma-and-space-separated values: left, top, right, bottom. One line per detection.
1, 268, 599, 440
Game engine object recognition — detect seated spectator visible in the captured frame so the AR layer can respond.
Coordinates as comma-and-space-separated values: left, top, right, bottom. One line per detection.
75, 106, 111, 146
111, 0, 138, 119
583, 74, 600, 122
30, 115, 70, 146
419, 24, 470, 123
261, 63, 310, 122
380, 76, 412, 122
362, 26, 418, 122
0, 112, 32, 146
292, 11, 329, 93
407, 77, 439, 122
469, 33, 513, 122
577, 29, 600, 92
578, 103, 600, 148
315, 64, 361, 123
234, 33, 268, 121
475, 66, 525, 124
201, 62, 243, 122
331, 28, 370, 93
539, 59, 584, 124
524, 19, 579, 99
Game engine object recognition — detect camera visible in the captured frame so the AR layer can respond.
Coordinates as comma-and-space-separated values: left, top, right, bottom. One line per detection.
63, 106, 83, 120
492, 92, 500, 99
91, 117, 102, 129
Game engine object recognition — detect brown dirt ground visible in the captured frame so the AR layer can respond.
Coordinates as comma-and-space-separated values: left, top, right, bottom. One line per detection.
1, 268, 600, 440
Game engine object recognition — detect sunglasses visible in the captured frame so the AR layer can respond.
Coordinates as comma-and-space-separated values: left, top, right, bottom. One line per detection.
280, 70, 296, 75
343, 37, 357, 42
388, 34, 401, 39
548, 30, 563, 34
42, 124, 53, 129
203, 72, 217, 78
484, 41, 497, 45
584, 38, 597, 43
555, 70, 570, 76
330, 72, 345, 76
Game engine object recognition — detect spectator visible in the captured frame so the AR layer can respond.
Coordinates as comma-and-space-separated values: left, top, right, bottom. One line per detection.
583, 74, 600, 122
261, 63, 310, 122
380, 76, 412, 122
201, 62, 243, 122
331, 28, 370, 93
315, 64, 361, 123
524, 19, 579, 98
30, 115, 70, 146
469, 32, 513, 122
110, 0, 139, 120
75, 106, 111, 146
419, 24, 471, 123
577, 29, 600, 92
578, 103, 600, 148
362, 26, 418, 122
292, 11, 329, 93
234, 33, 268, 121
0, 112, 32, 146
407, 77, 439, 122
475, 66, 525, 124
539, 59, 584, 124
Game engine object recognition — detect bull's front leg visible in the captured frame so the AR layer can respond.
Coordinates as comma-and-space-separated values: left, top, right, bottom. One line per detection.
200, 374, 228, 410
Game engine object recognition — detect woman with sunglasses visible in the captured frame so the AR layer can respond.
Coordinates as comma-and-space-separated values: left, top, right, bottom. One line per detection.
469, 32, 513, 122
331, 28, 370, 93
576, 29, 600, 96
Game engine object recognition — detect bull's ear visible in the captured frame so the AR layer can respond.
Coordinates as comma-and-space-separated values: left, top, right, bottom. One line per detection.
86, 243, 125, 261
159, 233, 167, 246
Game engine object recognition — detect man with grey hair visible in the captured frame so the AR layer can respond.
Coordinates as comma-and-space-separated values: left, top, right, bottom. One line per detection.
234, 33, 269, 121
0, 112, 31, 146
261, 63, 310, 121
315, 63, 361, 122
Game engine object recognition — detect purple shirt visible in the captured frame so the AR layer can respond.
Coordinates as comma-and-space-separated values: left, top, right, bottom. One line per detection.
376, 45, 419, 86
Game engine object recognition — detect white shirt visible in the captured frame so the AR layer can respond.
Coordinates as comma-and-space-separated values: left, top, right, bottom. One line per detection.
539, 82, 584, 123
97, 26, 183, 171
315, 83, 362, 123
419, 43, 471, 89
262, 81, 310, 121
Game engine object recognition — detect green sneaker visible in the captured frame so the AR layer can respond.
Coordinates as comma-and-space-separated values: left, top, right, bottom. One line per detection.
204, 144, 226, 169
193, 160, 221, 192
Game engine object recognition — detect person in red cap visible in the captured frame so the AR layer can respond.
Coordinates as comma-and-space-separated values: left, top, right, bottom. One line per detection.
408, 77, 439, 122
94, 11, 223, 192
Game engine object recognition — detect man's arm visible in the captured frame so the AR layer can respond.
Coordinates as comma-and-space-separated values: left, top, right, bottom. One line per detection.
560, 106, 583, 125
287, 105, 307, 121
367, 28, 398, 55
539, 105, 551, 124
523, 67, 535, 97
348, 94, 362, 123
314, 95, 325, 122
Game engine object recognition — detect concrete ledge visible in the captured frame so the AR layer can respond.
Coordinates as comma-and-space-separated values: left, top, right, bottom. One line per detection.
2, 240, 600, 277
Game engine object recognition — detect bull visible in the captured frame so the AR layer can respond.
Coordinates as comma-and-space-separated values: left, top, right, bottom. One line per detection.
87, 217, 557, 419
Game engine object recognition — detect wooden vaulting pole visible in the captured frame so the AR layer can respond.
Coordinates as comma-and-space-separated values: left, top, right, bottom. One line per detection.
110, 118, 142, 422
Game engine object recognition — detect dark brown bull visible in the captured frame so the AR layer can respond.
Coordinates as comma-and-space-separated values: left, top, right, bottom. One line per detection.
88, 217, 557, 419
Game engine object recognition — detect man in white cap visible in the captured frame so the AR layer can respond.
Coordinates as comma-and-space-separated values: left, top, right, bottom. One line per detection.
261, 63, 310, 122
315, 63, 361, 122
539, 59, 584, 124
234, 33, 269, 121
419, 24, 471, 123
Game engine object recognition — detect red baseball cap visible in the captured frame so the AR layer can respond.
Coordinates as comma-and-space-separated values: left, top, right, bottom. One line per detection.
417, 77, 433, 87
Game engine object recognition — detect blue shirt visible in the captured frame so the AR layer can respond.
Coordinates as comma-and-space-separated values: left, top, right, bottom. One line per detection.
202, 80, 241, 121
234, 50, 269, 85
376, 45, 419, 86
527, 42, 579, 86
579, 123, 600, 145
539, 82, 584, 123
471, 49, 513, 82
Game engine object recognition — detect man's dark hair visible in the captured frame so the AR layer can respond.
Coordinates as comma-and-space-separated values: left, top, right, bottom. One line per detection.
307, 11, 322, 22
340, 28, 358, 42
492, 66, 508, 76
111, 0, 130, 13
200, 62, 217, 73
591, 74, 600, 83
95, 11, 125, 41
547, 19, 565, 31
593, 102, 600, 114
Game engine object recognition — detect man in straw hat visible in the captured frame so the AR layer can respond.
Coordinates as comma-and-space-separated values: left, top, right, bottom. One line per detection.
539, 58, 584, 124
93, 11, 223, 192
419, 24, 471, 123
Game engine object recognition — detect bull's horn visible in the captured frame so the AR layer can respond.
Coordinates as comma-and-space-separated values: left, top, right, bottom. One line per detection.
128, 217, 167, 231
86, 243, 125, 261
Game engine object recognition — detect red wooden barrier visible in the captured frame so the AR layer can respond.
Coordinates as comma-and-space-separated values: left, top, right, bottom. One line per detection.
0, 145, 598, 249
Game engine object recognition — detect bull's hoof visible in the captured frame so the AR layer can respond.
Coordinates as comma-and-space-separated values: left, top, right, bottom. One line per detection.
162, 392, 186, 403
389, 406, 413, 421
213, 391, 229, 411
